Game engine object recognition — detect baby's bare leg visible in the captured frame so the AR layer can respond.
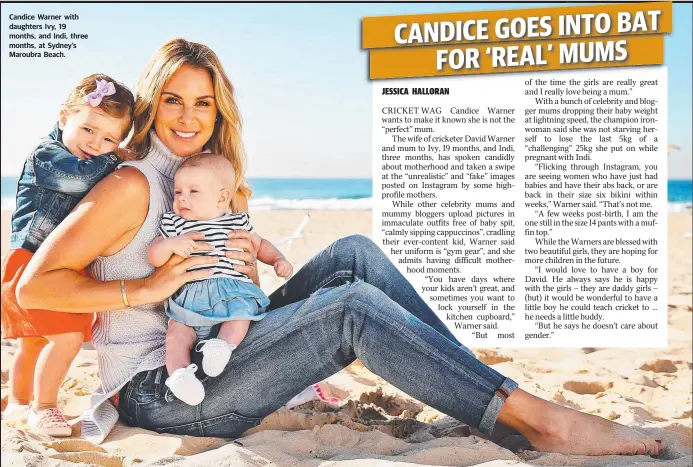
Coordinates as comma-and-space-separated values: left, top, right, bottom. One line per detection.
216, 320, 250, 347
166, 320, 198, 375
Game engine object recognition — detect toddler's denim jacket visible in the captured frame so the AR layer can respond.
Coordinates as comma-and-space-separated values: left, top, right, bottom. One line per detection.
9, 124, 121, 253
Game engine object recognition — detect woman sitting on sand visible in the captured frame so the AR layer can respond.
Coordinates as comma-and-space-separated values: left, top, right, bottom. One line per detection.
17, 38, 661, 456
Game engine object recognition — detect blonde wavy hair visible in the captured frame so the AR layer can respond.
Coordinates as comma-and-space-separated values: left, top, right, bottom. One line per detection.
129, 38, 251, 202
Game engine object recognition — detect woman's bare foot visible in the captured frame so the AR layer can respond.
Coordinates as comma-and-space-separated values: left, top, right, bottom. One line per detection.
497, 388, 662, 456
527, 407, 661, 456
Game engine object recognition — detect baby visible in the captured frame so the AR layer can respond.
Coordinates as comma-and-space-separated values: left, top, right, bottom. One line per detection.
147, 154, 292, 405
2, 74, 134, 436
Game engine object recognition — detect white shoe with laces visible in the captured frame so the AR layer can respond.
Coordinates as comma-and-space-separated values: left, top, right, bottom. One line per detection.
165, 364, 205, 406
3, 403, 30, 422
28, 407, 72, 437
196, 339, 236, 377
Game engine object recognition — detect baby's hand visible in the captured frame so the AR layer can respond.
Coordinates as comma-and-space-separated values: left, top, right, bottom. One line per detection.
274, 257, 293, 279
169, 232, 207, 258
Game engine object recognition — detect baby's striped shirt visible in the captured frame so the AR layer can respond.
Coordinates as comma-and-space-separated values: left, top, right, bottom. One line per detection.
159, 211, 253, 282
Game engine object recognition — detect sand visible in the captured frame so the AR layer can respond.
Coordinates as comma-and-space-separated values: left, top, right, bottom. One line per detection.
1, 210, 691, 466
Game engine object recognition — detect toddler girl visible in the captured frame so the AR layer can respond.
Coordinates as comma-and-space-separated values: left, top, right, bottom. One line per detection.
1, 74, 135, 436
147, 153, 292, 405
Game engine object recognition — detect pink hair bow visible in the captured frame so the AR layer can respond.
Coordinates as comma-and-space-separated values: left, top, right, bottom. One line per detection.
84, 79, 116, 107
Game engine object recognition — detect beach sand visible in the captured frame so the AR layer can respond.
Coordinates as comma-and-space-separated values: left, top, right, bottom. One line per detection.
1, 210, 691, 466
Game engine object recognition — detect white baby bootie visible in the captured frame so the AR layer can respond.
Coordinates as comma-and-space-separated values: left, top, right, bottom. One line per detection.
196, 339, 237, 377
165, 364, 205, 406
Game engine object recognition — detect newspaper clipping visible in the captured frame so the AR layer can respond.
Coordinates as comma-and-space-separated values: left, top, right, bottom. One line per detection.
0, 2, 691, 466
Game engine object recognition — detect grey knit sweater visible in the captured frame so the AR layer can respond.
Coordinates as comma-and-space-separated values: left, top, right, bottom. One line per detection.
82, 132, 183, 444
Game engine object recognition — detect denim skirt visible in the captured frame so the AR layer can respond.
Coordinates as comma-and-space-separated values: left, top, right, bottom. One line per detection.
166, 277, 269, 328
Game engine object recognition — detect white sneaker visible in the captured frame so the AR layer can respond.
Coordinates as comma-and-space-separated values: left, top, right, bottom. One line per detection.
284, 383, 343, 409
165, 364, 205, 406
284, 386, 317, 409
28, 407, 72, 437
3, 403, 30, 422
196, 339, 236, 377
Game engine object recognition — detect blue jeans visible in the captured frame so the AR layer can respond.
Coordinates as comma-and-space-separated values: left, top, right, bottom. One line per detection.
118, 235, 517, 438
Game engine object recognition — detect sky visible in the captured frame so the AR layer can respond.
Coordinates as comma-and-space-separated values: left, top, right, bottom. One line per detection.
1, 2, 691, 179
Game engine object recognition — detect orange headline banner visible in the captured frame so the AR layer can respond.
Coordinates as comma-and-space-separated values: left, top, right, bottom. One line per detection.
362, 2, 672, 49
369, 35, 664, 79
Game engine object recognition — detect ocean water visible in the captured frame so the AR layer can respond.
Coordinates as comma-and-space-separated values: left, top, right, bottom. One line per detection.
668, 179, 693, 212
1, 176, 691, 211
248, 178, 371, 210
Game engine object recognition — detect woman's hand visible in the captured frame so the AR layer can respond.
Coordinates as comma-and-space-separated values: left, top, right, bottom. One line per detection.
139, 254, 218, 304
225, 230, 260, 286
116, 147, 138, 161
